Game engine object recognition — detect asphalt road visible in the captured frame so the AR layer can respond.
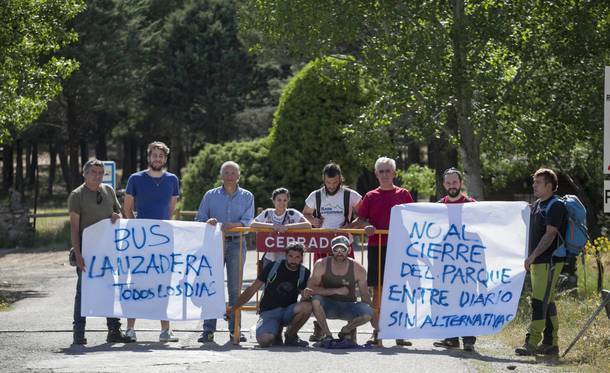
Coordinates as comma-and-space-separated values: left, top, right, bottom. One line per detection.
0, 248, 550, 373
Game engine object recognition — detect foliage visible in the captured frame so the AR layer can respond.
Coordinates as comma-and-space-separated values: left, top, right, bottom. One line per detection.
179, 137, 274, 211
0, 0, 84, 141
268, 56, 371, 208
397, 164, 436, 199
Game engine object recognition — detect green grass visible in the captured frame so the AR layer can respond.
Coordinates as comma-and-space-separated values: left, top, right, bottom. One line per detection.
26, 205, 70, 250
497, 255, 610, 371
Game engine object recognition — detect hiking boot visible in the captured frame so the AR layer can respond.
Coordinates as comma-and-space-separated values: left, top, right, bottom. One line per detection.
515, 343, 536, 356
229, 332, 247, 342
198, 331, 214, 343
106, 329, 134, 343
309, 320, 323, 342
433, 339, 460, 349
536, 344, 559, 355
463, 342, 475, 352
159, 329, 179, 342
125, 328, 137, 342
284, 333, 309, 347
72, 333, 87, 345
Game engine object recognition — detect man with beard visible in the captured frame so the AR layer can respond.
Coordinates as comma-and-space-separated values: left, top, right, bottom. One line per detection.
302, 163, 361, 341
228, 242, 312, 347
304, 236, 373, 344
432, 167, 477, 351
123, 141, 180, 342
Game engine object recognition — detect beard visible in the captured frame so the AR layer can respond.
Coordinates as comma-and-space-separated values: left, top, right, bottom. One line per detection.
149, 163, 165, 172
325, 185, 341, 196
447, 188, 461, 198
286, 261, 299, 270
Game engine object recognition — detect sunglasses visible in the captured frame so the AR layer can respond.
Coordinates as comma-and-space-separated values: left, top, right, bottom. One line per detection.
96, 190, 103, 204
331, 245, 349, 254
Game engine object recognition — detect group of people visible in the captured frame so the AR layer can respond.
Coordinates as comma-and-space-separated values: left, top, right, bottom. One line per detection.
69, 141, 568, 357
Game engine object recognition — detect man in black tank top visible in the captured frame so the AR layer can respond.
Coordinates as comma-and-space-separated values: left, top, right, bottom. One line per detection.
304, 236, 373, 344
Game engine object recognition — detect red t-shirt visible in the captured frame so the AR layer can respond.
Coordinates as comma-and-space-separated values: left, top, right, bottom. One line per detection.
438, 195, 476, 204
358, 186, 413, 246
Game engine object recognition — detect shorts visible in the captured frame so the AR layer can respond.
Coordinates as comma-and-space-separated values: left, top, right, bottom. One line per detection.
312, 295, 373, 320
256, 303, 298, 338
367, 245, 386, 286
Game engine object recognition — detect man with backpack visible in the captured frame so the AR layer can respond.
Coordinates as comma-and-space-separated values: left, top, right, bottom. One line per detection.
227, 242, 312, 347
303, 163, 362, 341
516, 168, 568, 356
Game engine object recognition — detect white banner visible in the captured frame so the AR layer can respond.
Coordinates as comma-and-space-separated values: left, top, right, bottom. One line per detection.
81, 219, 225, 320
379, 202, 529, 340
604, 66, 610, 175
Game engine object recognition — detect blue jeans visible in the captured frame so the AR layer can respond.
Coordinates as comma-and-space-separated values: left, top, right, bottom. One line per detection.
73, 268, 121, 334
312, 295, 373, 320
203, 238, 247, 333
256, 303, 298, 338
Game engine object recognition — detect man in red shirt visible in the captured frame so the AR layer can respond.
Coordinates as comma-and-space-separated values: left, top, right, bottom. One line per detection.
353, 157, 413, 345
433, 167, 477, 351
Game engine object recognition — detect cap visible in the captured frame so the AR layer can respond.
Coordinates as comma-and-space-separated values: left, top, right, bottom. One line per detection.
331, 235, 350, 251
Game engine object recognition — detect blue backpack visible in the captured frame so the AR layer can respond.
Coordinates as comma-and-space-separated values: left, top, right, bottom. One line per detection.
544, 195, 589, 257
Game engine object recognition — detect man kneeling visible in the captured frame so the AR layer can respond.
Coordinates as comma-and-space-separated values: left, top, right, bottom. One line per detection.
304, 236, 373, 343
228, 242, 311, 347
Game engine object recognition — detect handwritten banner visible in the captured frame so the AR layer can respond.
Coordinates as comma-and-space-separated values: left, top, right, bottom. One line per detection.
256, 231, 341, 253
81, 219, 225, 321
379, 202, 529, 339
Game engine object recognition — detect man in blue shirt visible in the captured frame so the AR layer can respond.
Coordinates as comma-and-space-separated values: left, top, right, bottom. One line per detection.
123, 141, 180, 342
195, 161, 254, 343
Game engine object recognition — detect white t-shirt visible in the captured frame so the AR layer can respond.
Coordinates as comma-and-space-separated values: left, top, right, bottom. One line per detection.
304, 187, 362, 229
255, 208, 306, 261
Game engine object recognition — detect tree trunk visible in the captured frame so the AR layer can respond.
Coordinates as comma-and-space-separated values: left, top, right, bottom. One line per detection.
95, 112, 108, 160
429, 136, 458, 200
139, 144, 147, 170
80, 141, 89, 166
121, 137, 138, 186
48, 142, 57, 196
66, 96, 81, 189
15, 139, 24, 194
451, 0, 484, 200
169, 131, 183, 178
57, 142, 72, 192
2, 143, 14, 193
27, 142, 38, 187
25, 142, 32, 187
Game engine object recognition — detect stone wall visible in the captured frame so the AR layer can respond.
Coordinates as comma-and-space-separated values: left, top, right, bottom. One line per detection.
0, 189, 32, 246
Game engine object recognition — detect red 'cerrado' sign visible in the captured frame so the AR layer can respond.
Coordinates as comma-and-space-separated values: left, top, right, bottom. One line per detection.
256, 231, 342, 254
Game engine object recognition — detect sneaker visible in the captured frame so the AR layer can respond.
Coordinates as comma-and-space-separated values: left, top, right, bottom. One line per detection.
72, 333, 87, 345
337, 327, 354, 342
159, 329, 179, 342
198, 331, 214, 343
229, 332, 247, 342
433, 339, 460, 348
366, 330, 380, 346
107, 329, 135, 343
313, 334, 333, 348
396, 339, 412, 346
125, 328, 137, 342
463, 342, 475, 352
515, 343, 536, 356
536, 344, 559, 355
284, 333, 309, 347
309, 320, 324, 342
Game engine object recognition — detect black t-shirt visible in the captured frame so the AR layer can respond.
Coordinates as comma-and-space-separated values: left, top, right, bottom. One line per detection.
258, 260, 310, 312
529, 196, 567, 263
